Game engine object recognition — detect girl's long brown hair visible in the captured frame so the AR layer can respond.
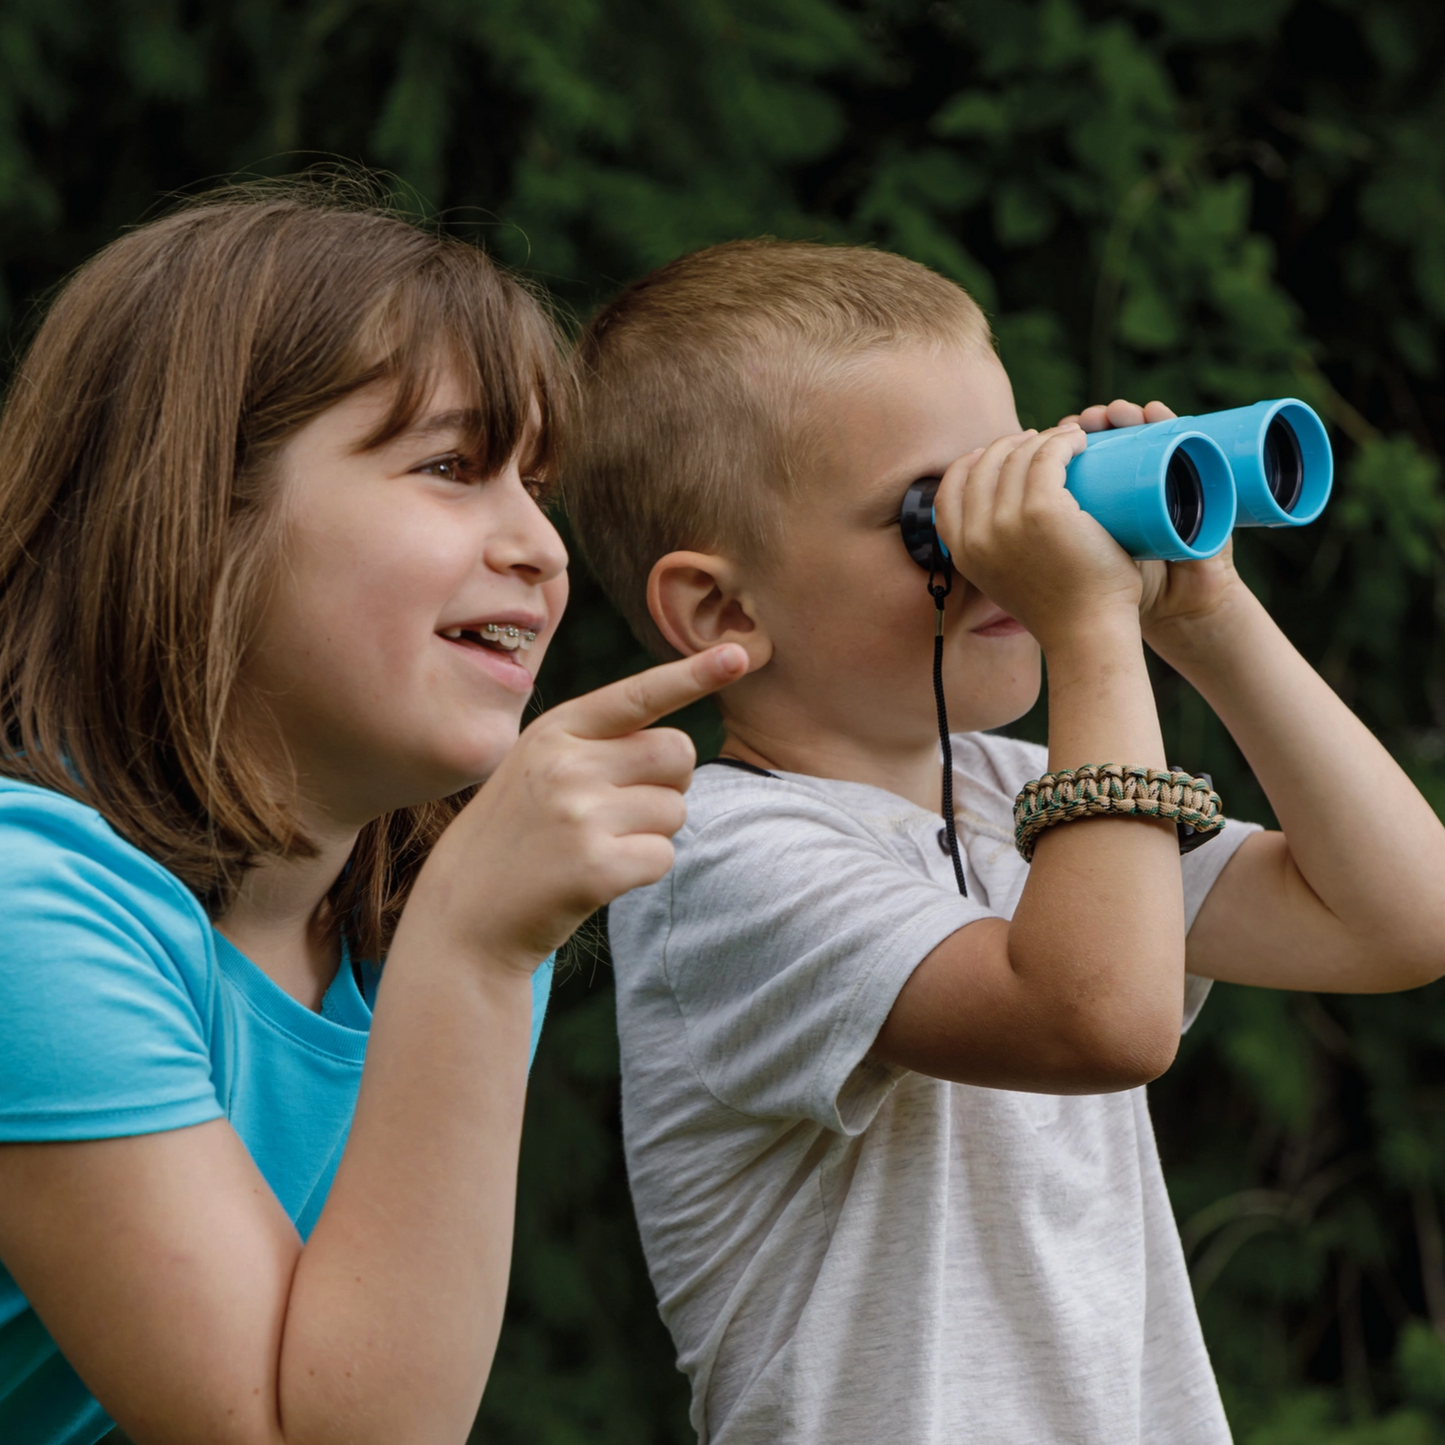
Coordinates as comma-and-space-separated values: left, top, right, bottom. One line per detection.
0, 177, 563, 958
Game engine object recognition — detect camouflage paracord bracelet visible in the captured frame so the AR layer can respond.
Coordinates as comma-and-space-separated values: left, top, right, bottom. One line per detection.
1012, 764, 1224, 863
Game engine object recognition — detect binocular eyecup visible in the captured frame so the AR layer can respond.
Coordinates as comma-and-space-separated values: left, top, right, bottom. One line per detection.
900, 397, 1332, 569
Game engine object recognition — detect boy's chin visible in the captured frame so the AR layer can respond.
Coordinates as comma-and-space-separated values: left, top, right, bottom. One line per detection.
945, 685, 1043, 736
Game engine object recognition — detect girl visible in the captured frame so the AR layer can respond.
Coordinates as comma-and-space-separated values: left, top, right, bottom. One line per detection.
0, 181, 744, 1444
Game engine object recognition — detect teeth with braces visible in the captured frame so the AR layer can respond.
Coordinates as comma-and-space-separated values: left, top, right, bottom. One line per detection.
483, 623, 536, 651
441, 624, 538, 651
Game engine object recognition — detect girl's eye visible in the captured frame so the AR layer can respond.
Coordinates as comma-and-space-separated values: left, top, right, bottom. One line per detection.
522, 474, 550, 503
417, 454, 470, 483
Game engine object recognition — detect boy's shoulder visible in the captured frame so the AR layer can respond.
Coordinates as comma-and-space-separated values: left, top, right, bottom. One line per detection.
681, 732, 1045, 858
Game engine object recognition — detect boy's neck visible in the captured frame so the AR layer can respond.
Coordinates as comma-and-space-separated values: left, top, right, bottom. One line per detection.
721, 718, 943, 813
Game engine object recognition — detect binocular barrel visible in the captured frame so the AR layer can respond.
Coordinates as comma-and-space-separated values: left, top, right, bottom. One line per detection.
900, 398, 1333, 570
1064, 427, 1236, 561
1068, 398, 1333, 560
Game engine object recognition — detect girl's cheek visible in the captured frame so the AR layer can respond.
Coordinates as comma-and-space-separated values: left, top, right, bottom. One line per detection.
534, 572, 571, 653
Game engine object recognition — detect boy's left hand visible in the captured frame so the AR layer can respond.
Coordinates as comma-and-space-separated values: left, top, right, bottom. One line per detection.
1066, 404, 1445, 998
1060, 398, 1244, 641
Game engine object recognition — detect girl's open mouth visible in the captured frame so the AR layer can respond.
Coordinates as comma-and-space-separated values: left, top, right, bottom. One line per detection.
440, 622, 538, 652
438, 617, 543, 693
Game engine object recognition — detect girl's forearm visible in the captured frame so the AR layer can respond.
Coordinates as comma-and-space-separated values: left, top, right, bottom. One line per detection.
278, 906, 534, 1445
1149, 586, 1445, 979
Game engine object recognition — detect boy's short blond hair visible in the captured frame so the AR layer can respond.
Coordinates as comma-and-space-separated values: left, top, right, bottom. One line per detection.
563, 239, 991, 657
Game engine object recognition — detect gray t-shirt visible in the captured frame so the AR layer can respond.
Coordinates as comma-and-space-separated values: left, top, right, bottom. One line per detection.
609, 732, 1257, 1445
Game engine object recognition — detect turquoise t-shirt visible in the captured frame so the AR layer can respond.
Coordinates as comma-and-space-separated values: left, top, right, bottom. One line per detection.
0, 777, 553, 1444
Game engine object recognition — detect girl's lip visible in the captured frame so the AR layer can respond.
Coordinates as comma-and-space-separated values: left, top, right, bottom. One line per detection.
439, 611, 547, 635
441, 633, 536, 694
970, 609, 1027, 637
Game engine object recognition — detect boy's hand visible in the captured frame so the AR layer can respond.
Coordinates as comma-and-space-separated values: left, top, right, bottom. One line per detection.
932, 424, 1139, 653
413, 644, 749, 972
1060, 397, 1249, 643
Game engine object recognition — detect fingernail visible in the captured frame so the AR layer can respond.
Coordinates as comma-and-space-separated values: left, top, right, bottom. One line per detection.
715, 645, 748, 675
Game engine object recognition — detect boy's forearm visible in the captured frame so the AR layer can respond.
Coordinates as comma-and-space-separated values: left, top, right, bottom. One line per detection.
1008, 617, 1186, 1076
1042, 612, 1168, 771
1147, 585, 1445, 988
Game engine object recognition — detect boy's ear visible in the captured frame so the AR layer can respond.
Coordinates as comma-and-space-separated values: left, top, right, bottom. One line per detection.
647, 551, 773, 668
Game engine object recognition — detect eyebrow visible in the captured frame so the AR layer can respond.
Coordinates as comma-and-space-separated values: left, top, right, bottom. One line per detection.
395, 408, 485, 444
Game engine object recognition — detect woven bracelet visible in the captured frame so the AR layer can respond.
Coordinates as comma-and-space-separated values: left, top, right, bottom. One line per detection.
1012, 764, 1224, 864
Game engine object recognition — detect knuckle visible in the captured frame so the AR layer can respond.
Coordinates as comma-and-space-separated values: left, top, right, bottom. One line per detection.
630, 837, 676, 888
548, 789, 592, 829
542, 753, 590, 798
573, 837, 617, 896
657, 794, 688, 836
658, 728, 697, 770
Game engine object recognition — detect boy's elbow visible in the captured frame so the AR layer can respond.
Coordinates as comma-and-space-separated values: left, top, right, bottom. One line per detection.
1060, 1006, 1181, 1092
1372, 937, 1445, 993
1331, 912, 1445, 993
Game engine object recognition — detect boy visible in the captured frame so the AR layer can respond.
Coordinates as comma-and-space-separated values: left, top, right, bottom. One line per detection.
562, 240, 1445, 1444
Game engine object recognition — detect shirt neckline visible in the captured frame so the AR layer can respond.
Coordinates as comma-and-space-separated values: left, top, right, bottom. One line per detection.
210, 931, 370, 1062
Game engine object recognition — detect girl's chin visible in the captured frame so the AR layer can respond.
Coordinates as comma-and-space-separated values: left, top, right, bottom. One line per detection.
420, 725, 525, 794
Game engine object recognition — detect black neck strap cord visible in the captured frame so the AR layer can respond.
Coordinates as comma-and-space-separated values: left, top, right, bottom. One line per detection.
930, 566, 967, 897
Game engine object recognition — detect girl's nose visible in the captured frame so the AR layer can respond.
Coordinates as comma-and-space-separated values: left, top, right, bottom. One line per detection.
484, 471, 569, 583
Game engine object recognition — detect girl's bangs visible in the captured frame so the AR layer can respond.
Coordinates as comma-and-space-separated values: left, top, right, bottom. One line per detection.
359, 255, 563, 494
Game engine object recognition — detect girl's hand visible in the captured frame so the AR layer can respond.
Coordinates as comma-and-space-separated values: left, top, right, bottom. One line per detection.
1060, 397, 1250, 642
932, 423, 1140, 653
412, 644, 749, 972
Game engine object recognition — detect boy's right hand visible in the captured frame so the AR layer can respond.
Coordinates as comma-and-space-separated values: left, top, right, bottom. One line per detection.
931, 425, 1142, 652
414, 644, 749, 972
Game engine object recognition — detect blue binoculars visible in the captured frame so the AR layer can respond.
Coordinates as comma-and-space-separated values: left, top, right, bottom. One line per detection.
900, 398, 1333, 570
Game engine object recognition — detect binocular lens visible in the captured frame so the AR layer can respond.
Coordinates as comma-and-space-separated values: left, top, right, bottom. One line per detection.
1165, 449, 1204, 547
1263, 416, 1304, 513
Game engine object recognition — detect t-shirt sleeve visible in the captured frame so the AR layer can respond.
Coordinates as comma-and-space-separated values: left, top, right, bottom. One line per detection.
1178, 812, 1264, 1031
960, 731, 1260, 1034
0, 790, 224, 1142
528, 953, 554, 1070
653, 790, 995, 1135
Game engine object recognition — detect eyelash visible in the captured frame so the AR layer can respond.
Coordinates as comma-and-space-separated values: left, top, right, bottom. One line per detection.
417, 454, 474, 484
414, 454, 550, 504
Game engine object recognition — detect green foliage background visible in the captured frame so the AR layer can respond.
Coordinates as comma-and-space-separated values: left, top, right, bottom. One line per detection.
4, 0, 1445, 1439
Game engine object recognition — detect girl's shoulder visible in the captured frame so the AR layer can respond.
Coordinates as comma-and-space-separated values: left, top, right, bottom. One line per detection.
0, 774, 203, 915
0, 773, 216, 1014
0, 775, 225, 1144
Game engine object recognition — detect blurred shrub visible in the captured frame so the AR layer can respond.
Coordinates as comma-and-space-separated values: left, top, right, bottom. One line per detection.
2, 0, 1443, 1438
